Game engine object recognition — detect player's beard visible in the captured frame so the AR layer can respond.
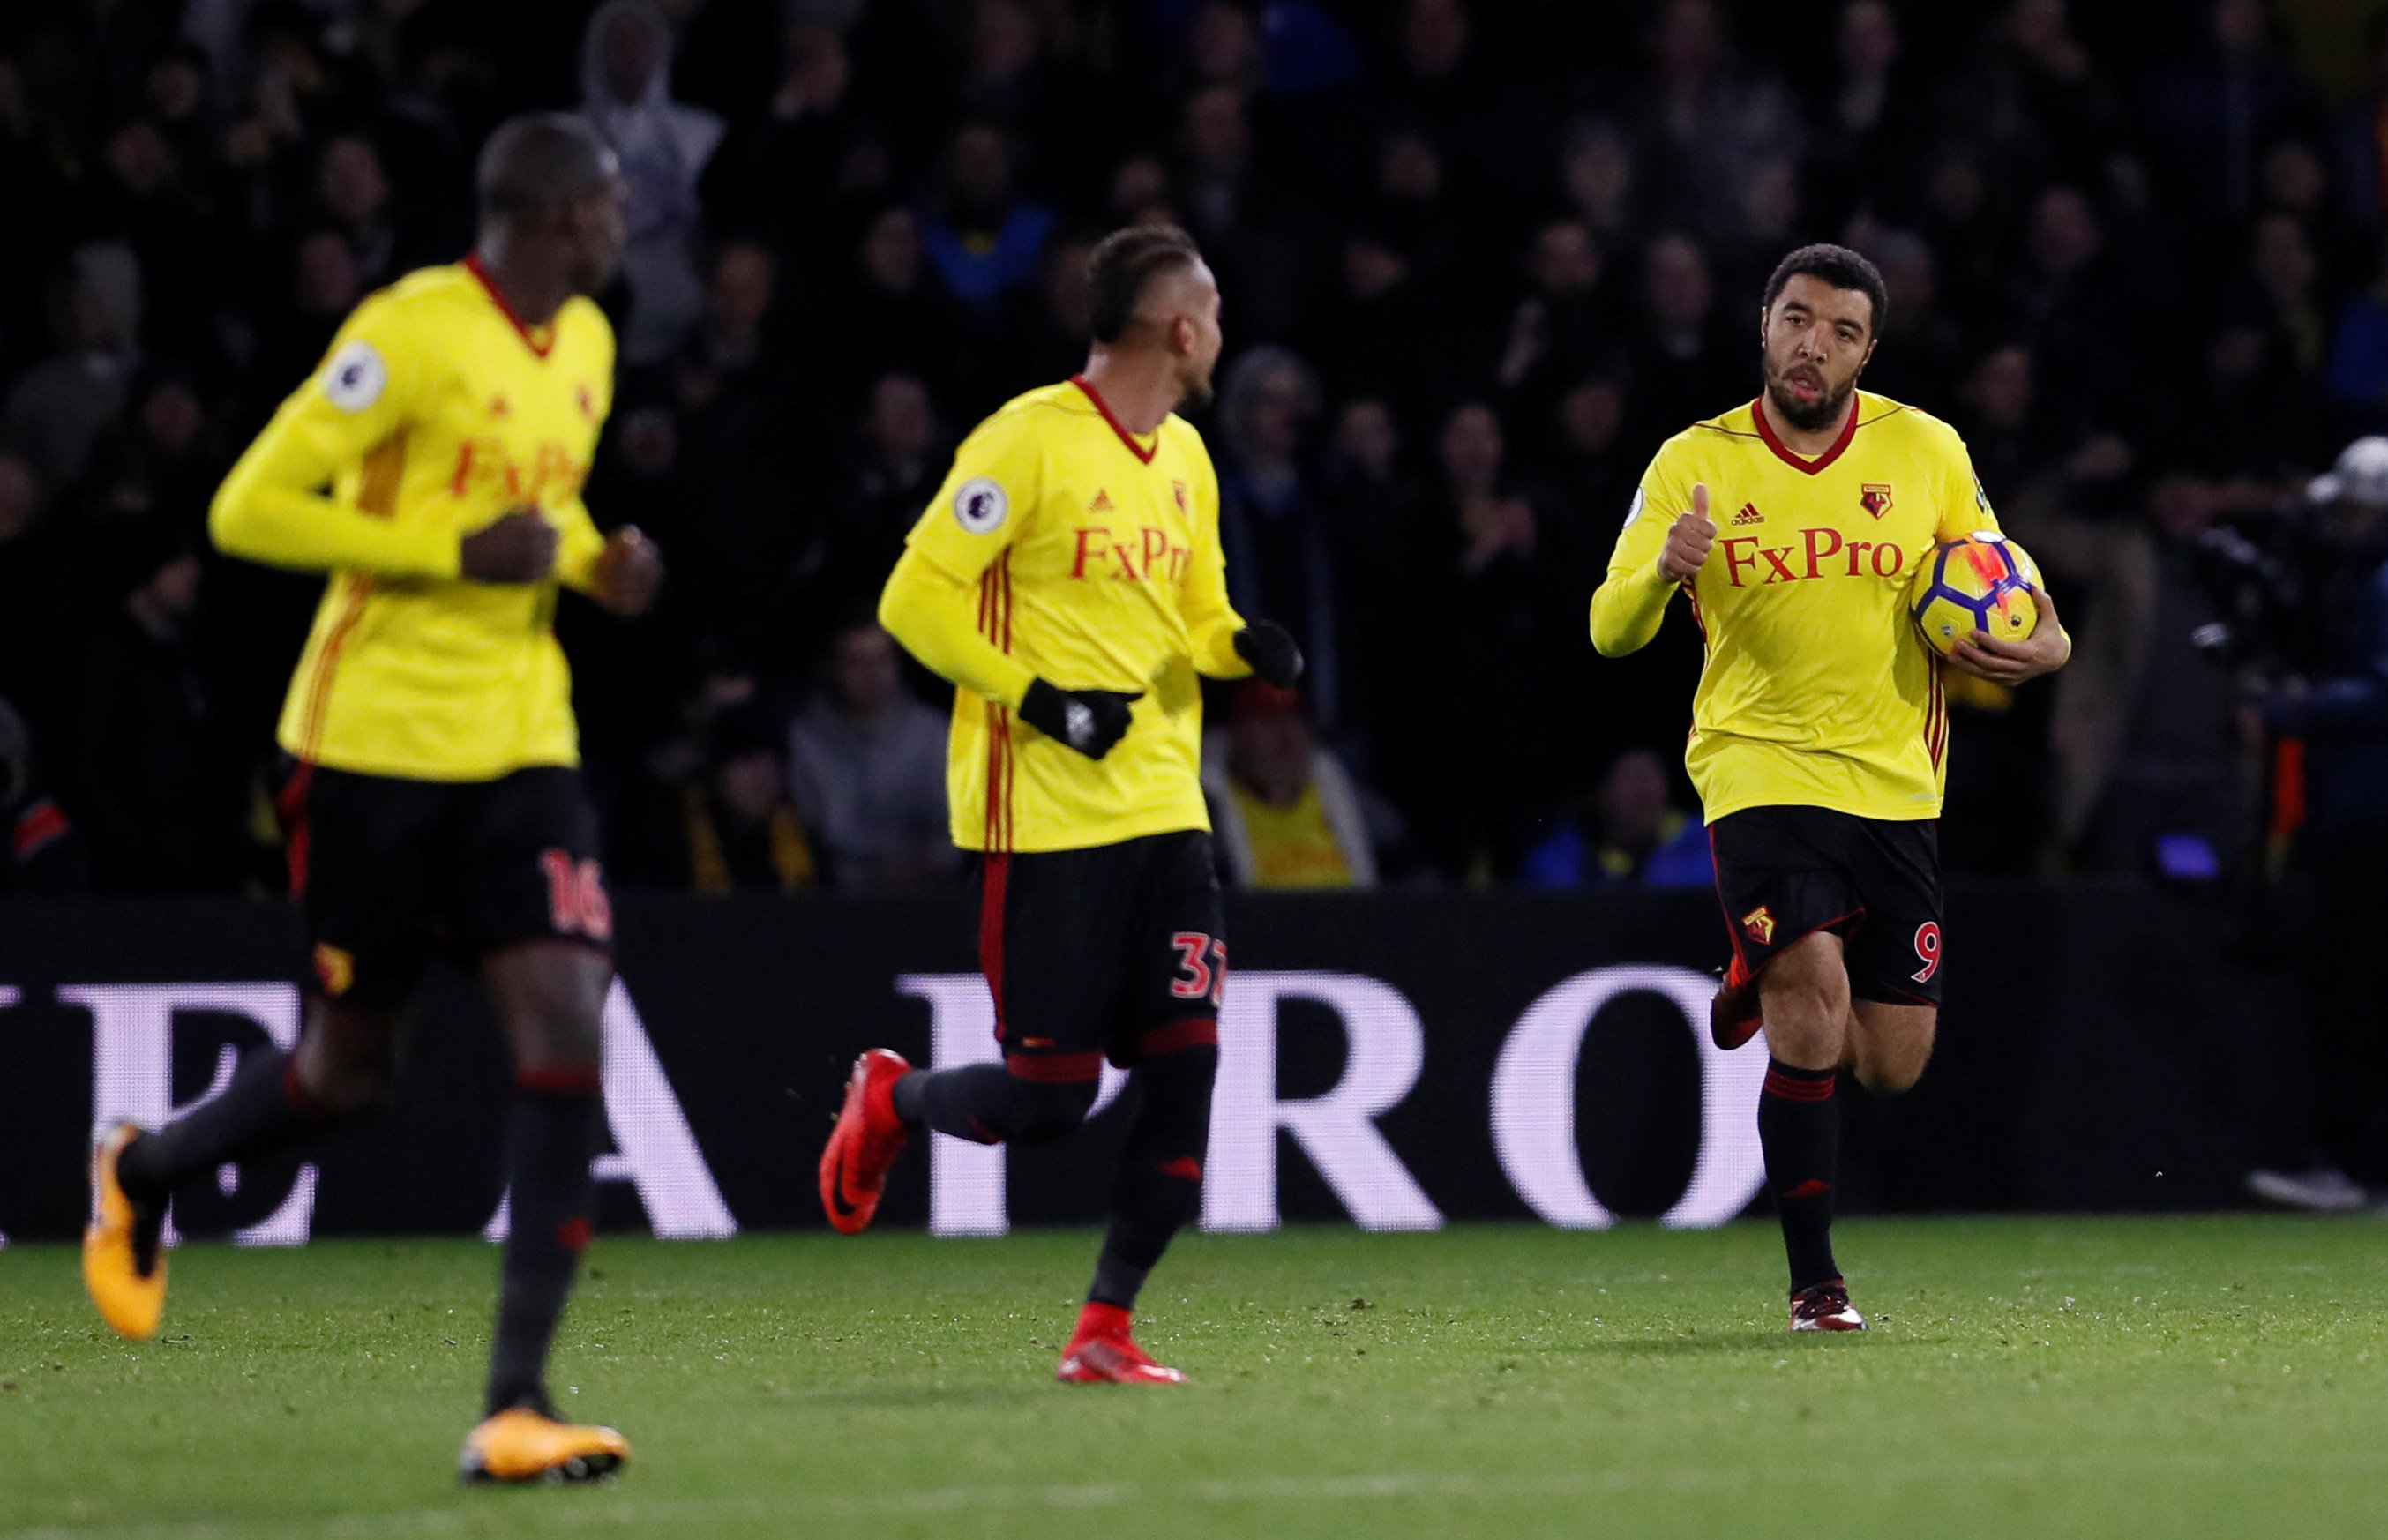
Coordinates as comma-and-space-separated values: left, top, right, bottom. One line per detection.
1177, 370, 1216, 413
1764, 358, 1855, 433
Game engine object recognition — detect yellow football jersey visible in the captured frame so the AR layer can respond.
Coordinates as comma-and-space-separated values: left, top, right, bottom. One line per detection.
879, 378, 1251, 853
211, 259, 614, 781
1591, 392, 1995, 823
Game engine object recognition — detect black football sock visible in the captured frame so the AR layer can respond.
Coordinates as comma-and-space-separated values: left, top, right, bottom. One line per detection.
115, 1048, 336, 1204
893, 1063, 1096, 1148
1089, 1037, 1216, 1311
1758, 1059, 1841, 1296
484, 1076, 602, 1418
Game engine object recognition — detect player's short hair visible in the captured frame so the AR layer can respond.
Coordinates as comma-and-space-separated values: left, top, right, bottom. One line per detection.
476, 113, 619, 228
1762, 243, 1889, 335
1086, 224, 1204, 344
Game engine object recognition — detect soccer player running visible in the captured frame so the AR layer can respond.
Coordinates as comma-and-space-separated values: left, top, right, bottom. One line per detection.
1591, 244, 2070, 1331
81, 116, 663, 1480
818, 224, 1301, 1383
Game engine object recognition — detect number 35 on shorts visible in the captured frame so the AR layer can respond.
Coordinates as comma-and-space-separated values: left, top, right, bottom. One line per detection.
1170, 931, 1228, 1007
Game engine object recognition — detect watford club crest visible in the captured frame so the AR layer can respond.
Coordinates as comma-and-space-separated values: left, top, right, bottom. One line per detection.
1860, 483, 1894, 519
1741, 906, 1777, 946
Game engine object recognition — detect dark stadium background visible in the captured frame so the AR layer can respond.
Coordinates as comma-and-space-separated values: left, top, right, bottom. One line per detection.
1, 0, 2384, 1222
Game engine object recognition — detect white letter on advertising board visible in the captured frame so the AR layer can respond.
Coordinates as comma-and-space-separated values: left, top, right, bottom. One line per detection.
1205, 972, 1441, 1233
1489, 965, 1769, 1230
65, 982, 317, 1246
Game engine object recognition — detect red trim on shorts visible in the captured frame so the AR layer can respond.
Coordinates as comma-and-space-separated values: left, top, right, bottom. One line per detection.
1006, 1050, 1104, 1083
1070, 375, 1159, 464
1763, 1065, 1838, 1102
278, 761, 316, 897
979, 853, 1010, 1043
517, 1066, 603, 1094
11, 798, 66, 858
1749, 394, 1860, 475
1141, 1017, 1218, 1057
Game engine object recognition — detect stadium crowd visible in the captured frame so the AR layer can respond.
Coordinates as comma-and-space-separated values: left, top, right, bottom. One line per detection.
0, 0, 2383, 897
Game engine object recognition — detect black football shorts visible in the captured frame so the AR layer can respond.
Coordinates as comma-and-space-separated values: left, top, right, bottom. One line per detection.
977, 829, 1225, 1082
280, 760, 612, 1007
1708, 804, 1944, 1007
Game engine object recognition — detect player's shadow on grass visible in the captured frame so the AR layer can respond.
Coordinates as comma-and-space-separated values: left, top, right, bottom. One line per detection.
1558, 1330, 1786, 1357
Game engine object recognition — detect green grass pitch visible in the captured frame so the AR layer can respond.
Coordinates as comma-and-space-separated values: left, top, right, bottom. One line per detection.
7, 1218, 2388, 1538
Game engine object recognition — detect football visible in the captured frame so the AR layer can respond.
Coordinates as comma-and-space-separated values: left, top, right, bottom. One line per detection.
1910, 531, 2041, 656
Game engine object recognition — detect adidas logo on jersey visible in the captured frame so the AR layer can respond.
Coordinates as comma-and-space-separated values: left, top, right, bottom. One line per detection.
1733, 502, 1764, 526
1089, 489, 1113, 512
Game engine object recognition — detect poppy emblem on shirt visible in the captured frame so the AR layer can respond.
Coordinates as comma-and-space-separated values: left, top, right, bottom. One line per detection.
1741, 906, 1776, 946
1860, 483, 1893, 519
1172, 479, 1189, 514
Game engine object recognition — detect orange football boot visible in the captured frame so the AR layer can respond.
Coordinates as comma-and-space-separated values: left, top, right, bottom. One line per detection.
460, 1407, 631, 1484
83, 1123, 167, 1341
1710, 960, 1764, 1051
820, 1049, 911, 1235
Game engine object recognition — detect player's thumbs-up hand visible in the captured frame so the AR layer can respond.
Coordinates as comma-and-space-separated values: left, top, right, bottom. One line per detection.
460, 508, 558, 584
1658, 483, 1717, 584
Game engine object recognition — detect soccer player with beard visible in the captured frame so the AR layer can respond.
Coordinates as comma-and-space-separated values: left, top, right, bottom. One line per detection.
82, 116, 662, 1479
819, 224, 1301, 1383
1591, 244, 2070, 1330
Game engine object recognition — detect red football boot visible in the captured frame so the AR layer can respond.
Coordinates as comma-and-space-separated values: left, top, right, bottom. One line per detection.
1710, 959, 1764, 1051
1055, 1302, 1187, 1385
820, 1049, 910, 1235
1789, 1280, 1867, 1332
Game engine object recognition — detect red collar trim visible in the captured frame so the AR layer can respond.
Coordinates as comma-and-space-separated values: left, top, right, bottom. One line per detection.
462, 254, 557, 360
1071, 375, 1158, 464
1750, 394, 1860, 475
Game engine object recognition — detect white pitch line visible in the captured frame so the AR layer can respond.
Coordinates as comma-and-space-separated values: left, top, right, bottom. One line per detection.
11, 1449, 2388, 1540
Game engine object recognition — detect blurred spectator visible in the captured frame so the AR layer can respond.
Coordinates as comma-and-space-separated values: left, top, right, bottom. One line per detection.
917, 122, 1053, 316
2248, 437, 2388, 1206
615, 698, 818, 893
2062, 474, 2250, 878
786, 621, 956, 892
1216, 346, 1346, 729
1201, 681, 1394, 890
0, 695, 86, 893
1559, 120, 1643, 249
64, 528, 242, 892
4, 243, 142, 506
820, 372, 944, 611
578, 0, 725, 364
1516, 748, 1712, 889
1625, 232, 1745, 452
1398, 402, 1568, 881
1629, 0, 1803, 233
2148, 0, 2318, 224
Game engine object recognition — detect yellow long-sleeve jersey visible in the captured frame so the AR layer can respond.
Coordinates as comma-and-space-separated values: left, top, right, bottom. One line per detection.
1591, 392, 1995, 823
211, 259, 614, 781
879, 378, 1253, 853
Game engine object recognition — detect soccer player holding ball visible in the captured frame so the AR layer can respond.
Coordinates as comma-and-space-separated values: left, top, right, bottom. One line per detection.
82, 116, 660, 1479
820, 225, 1300, 1383
1591, 244, 2069, 1330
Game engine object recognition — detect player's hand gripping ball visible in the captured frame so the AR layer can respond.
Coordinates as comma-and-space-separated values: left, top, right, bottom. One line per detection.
1909, 532, 2040, 656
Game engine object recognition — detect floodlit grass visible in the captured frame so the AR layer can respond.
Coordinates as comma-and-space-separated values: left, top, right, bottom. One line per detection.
6, 1219, 2388, 1537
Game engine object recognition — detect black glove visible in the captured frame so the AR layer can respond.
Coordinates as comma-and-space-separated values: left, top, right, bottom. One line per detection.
1019, 678, 1142, 759
1233, 622, 1305, 687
